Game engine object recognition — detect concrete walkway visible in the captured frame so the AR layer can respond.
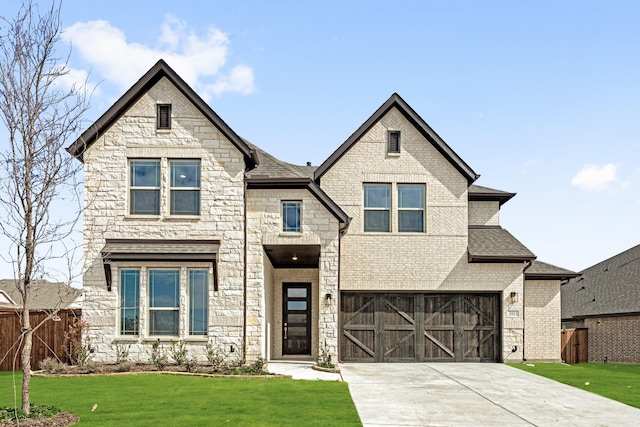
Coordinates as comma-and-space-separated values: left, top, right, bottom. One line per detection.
340, 363, 640, 427
267, 360, 342, 381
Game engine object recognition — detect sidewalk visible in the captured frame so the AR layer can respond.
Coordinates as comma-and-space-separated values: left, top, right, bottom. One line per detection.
267, 360, 342, 381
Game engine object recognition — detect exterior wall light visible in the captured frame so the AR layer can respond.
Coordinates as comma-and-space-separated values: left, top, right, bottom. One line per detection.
325, 293, 332, 301
510, 291, 519, 303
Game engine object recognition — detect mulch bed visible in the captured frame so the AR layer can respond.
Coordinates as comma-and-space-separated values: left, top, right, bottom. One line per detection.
0, 412, 79, 427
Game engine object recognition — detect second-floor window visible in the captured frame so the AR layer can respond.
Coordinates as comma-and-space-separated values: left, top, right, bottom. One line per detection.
130, 160, 161, 215
388, 131, 401, 153
282, 201, 302, 232
364, 184, 391, 232
398, 184, 425, 232
129, 159, 201, 216
170, 160, 201, 215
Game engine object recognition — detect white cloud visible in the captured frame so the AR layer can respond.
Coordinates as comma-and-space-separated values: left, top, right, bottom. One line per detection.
571, 164, 618, 191
62, 15, 254, 99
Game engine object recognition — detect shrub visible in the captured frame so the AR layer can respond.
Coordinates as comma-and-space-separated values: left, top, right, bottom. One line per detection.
185, 356, 199, 373
169, 340, 188, 366
117, 361, 132, 372
64, 318, 93, 368
205, 342, 226, 369
39, 357, 68, 374
149, 339, 168, 371
315, 339, 335, 369
112, 342, 131, 364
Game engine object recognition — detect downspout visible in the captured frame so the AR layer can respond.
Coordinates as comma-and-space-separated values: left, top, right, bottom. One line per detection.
336, 220, 350, 362
521, 259, 534, 361
242, 176, 248, 363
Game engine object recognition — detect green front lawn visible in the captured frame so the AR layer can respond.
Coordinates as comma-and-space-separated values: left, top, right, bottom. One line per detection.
0, 372, 361, 426
511, 362, 640, 408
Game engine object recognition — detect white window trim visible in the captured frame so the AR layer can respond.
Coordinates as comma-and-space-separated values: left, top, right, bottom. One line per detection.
114, 263, 211, 339
128, 159, 161, 216
363, 183, 392, 233
169, 159, 201, 217
281, 200, 303, 233
397, 183, 425, 233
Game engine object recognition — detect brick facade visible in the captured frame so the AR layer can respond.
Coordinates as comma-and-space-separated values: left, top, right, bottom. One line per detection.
524, 280, 562, 361
76, 62, 565, 364
572, 316, 640, 363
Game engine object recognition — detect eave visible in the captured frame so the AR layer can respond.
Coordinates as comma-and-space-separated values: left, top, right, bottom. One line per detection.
246, 177, 350, 227
66, 59, 257, 170
314, 93, 480, 184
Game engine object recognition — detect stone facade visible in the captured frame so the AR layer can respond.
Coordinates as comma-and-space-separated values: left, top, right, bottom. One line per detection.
246, 188, 340, 360
82, 77, 246, 362
75, 62, 566, 365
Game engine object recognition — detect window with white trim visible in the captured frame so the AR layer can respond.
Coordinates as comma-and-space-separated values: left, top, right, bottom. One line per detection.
148, 269, 180, 336
398, 184, 425, 232
117, 266, 210, 338
170, 160, 201, 215
189, 270, 208, 335
364, 184, 391, 232
119, 269, 140, 335
129, 160, 161, 215
282, 201, 302, 232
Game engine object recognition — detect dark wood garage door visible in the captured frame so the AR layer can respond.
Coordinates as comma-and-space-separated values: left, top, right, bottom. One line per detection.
341, 293, 500, 362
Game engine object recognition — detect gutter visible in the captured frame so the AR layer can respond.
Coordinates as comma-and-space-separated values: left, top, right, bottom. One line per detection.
521, 259, 533, 362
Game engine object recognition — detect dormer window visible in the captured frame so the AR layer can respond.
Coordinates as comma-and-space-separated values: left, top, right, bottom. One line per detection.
157, 104, 172, 129
388, 131, 400, 153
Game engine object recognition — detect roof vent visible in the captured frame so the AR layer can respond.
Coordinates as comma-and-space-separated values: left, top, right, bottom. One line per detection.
306, 162, 311, 166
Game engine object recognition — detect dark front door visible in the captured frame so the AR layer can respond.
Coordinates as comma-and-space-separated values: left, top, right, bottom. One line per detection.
283, 283, 311, 355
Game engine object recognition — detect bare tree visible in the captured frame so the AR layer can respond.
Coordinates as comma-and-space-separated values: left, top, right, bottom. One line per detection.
0, 0, 89, 413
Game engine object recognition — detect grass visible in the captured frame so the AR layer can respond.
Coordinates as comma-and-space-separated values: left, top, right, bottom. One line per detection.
0, 372, 361, 426
511, 362, 640, 408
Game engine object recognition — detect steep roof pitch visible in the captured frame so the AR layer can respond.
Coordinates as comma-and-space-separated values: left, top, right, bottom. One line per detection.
314, 93, 480, 184
526, 260, 580, 280
468, 184, 516, 206
244, 140, 349, 226
66, 59, 258, 168
467, 226, 536, 262
562, 244, 640, 319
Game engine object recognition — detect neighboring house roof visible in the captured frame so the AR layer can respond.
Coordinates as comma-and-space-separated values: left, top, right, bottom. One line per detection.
0, 279, 81, 311
468, 184, 515, 206
245, 140, 350, 226
467, 226, 536, 262
66, 59, 258, 169
562, 244, 640, 320
314, 93, 480, 184
525, 260, 580, 280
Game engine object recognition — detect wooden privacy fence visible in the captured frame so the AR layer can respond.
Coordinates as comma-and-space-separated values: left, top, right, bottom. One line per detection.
0, 309, 81, 371
561, 328, 588, 364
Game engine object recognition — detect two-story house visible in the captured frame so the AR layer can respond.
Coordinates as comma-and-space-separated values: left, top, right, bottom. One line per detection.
67, 60, 577, 364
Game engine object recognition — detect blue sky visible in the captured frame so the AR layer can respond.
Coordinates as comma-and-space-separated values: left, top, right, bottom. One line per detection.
1, 0, 639, 280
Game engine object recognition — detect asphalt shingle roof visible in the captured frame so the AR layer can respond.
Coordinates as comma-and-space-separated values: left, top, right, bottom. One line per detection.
562, 244, 640, 319
526, 260, 580, 280
467, 227, 536, 262
0, 279, 81, 310
244, 140, 316, 180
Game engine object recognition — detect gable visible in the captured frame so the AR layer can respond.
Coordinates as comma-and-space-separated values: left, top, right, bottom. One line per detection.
314, 93, 479, 184
66, 59, 258, 169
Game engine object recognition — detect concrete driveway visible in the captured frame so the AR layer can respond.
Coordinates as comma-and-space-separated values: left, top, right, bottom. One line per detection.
340, 363, 640, 427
